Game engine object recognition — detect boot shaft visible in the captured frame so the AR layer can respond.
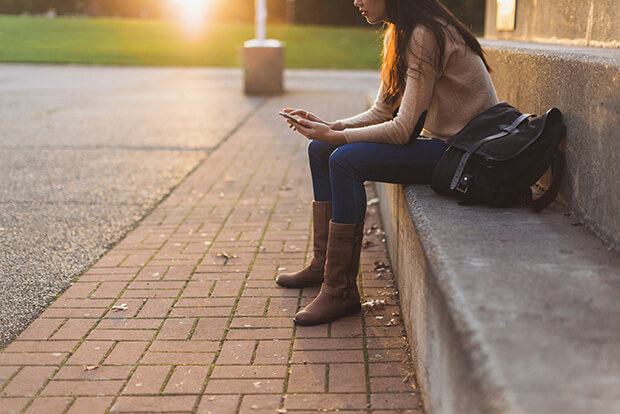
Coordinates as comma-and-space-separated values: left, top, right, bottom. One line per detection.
310, 201, 332, 265
322, 221, 364, 294
275, 201, 331, 289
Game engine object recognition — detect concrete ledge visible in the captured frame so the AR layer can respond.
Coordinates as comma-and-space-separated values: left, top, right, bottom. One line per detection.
481, 39, 620, 250
375, 182, 620, 414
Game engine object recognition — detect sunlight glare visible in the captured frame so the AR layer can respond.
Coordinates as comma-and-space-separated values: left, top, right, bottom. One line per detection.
170, 0, 212, 36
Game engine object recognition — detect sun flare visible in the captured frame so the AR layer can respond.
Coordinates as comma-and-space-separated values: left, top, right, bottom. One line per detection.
169, 0, 212, 36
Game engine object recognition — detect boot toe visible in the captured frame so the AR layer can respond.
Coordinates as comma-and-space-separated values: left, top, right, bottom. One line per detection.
275, 273, 293, 287
275, 267, 323, 289
293, 309, 326, 326
292, 311, 311, 325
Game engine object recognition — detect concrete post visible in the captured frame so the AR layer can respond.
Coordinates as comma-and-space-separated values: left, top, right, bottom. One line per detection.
255, 0, 266, 41
287, 0, 295, 24
242, 0, 285, 95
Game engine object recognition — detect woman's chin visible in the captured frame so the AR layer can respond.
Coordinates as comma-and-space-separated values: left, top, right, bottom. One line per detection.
365, 16, 383, 24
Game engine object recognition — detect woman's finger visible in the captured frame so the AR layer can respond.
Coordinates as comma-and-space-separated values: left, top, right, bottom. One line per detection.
298, 118, 320, 128
305, 112, 327, 124
294, 123, 314, 137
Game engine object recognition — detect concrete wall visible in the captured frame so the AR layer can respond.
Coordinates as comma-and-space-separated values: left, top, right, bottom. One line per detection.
375, 183, 503, 414
483, 0, 620, 249
485, 0, 620, 47
481, 41, 620, 250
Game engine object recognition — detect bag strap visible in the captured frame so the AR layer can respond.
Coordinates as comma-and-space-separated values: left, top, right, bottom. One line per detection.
450, 113, 532, 191
531, 151, 565, 212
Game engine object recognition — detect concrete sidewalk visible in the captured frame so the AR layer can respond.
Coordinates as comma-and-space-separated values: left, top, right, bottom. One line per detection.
0, 75, 422, 413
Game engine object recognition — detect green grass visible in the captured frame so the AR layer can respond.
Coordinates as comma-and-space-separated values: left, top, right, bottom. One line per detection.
0, 15, 383, 69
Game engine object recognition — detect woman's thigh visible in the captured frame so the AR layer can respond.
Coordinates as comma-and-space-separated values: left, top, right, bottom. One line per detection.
328, 137, 448, 185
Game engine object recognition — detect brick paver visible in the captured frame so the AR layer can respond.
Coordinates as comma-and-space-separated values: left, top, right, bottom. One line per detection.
0, 84, 423, 413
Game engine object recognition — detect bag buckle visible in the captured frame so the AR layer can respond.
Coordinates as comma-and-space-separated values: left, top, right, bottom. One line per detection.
455, 174, 473, 193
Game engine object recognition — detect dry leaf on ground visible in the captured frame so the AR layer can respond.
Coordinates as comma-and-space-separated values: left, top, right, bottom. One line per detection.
362, 240, 374, 249
362, 299, 386, 312
374, 260, 392, 272
215, 252, 238, 264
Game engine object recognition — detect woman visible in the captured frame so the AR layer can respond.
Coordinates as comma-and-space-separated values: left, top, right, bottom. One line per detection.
278, 0, 498, 326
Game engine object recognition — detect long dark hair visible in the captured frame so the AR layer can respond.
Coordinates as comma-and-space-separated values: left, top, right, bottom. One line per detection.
381, 0, 491, 105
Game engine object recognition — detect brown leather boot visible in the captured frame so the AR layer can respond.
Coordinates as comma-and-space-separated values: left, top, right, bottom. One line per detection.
293, 221, 363, 326
276, 201, 332, 288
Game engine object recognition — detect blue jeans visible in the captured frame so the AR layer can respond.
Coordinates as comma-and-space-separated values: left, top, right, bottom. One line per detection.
308, 137, 448, 224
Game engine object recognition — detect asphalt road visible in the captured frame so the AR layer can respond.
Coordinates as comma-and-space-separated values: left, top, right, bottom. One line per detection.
0, 64, 265, 347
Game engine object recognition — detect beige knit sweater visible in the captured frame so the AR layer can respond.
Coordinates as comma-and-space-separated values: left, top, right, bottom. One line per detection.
336, 24, 498, 145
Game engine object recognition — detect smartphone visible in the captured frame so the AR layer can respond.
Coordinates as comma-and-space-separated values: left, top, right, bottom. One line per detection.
278, 111, 303, 126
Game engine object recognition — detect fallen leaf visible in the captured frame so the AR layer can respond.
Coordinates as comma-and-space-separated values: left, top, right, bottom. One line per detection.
111, 304, 128, 312
216, 252, 238, 259
215, 252, 238, 265
83, 364, 99, 371
403, 372, 416, 384
373, 260, 392, 272
361, 299, 386, 312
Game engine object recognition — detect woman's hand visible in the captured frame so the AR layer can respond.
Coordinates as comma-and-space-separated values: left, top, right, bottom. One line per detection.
281, 108, 343, 130
289, 118, 347, 145
281, 108, 346, 144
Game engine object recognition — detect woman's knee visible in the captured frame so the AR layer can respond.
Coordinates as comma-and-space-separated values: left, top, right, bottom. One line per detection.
307, 140, 336, 163
328, 145, 360, 177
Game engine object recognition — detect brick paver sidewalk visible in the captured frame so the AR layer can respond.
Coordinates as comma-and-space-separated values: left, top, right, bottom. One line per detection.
0, 90, 422, 413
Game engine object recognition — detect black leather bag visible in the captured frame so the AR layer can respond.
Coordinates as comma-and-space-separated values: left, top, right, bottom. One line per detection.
430, 102, 566, 212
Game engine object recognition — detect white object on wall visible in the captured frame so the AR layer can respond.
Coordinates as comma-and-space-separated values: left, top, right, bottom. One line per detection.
496, 0, 516, 31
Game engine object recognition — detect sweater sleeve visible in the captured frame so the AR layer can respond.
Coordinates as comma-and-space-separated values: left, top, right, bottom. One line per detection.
343, 26, 443, 145
334, 83, 398, 129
